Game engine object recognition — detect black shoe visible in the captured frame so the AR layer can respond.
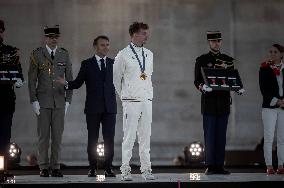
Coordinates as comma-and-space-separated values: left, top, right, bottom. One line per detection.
215, 169, 230, 175
51, 169, 63, 177
205, 167, 214, 175
104, 169, 116, 177
40, 169, 49, 177
214, 167, 230, 175
88, 169, 97, 177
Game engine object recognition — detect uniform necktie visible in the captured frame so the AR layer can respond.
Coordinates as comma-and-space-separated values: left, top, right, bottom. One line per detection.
51, 51, 54, 60
100, 58, 106, 81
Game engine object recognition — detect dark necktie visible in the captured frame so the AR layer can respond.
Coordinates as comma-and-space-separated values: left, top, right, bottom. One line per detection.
51, 51, 54, 60
100, 58, 106, 81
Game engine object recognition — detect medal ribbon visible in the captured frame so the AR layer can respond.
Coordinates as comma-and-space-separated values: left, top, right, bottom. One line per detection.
129, 44, 146, 73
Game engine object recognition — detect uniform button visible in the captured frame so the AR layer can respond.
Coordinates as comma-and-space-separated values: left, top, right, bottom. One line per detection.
53, 87, 55, 88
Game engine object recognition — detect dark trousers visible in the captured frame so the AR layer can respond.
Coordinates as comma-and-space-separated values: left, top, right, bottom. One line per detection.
0, 112, 13, 166
86, 113, 116, 170
203, 113, 229, 167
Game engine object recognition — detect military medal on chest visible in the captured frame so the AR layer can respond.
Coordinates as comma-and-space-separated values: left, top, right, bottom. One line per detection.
1, 54, 10, 63
43, 57, 52, 76
129, 44, 147, 80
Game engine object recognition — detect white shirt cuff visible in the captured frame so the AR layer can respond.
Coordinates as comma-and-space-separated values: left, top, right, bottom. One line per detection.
65, 81, 69, 89
270, 97, 278, 106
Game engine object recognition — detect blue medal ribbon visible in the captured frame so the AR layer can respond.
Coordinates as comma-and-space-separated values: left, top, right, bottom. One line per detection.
129, 44, 146, 73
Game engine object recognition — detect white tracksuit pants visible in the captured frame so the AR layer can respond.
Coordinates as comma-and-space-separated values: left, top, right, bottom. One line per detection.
121, 100, 152, 172
262, 108, 284, 166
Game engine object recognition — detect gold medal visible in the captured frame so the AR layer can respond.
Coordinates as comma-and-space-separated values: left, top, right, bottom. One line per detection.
140, 73, 147, 80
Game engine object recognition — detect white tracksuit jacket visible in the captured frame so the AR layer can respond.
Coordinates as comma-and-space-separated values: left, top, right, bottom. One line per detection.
113, 44, 153, 101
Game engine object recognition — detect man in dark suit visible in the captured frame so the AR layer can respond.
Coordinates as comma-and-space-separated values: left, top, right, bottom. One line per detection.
56, 35, 117, 177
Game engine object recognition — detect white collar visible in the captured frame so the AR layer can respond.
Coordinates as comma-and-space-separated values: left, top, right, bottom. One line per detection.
273, 62, 283, 68
280, 62, 284, 71
130, 42, 143, 51
46, 45, 57, 55
95, 54, 106, 62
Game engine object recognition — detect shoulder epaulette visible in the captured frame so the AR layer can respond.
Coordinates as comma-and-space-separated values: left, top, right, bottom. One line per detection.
3, 44, 17, 51
33, 47, 42, 53
196, 54, 207, 61
60, 47, 68, 52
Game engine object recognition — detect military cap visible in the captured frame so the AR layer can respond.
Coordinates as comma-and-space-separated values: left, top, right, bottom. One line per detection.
207, 31, 222, 41
44, 25, 60, 37
0, 19, 5, 31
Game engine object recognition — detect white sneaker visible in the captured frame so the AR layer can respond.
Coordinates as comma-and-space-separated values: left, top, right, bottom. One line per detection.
141, 170, 155, 180
121, 168, 132, 181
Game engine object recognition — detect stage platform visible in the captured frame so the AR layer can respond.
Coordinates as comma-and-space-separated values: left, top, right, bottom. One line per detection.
1, 167, 284, 188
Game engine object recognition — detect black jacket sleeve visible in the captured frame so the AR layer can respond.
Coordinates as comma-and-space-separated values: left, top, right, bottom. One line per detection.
259, 67, 277, 107
194, 57, 204, 91
67, 60, 86, 90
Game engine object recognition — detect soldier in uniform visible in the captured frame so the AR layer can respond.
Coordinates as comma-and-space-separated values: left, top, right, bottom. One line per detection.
0, 19, 24, 170
28, 25, 73, 177
194, 31, 244, 175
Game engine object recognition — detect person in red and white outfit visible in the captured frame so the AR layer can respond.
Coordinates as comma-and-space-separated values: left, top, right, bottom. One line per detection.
259, 43, 284, 175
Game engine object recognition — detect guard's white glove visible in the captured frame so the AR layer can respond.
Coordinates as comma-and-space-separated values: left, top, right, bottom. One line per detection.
236, 88, 245, 95
32, 101, 40, 115
15, 78, 23, 88
65, 102, 70, 115
202, 84, 213, 92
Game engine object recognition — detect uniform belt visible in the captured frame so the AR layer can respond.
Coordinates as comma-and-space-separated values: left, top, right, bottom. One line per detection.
122, 99, 152, 102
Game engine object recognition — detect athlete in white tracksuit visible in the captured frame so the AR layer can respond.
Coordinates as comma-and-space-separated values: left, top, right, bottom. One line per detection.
113, 22, 155, 181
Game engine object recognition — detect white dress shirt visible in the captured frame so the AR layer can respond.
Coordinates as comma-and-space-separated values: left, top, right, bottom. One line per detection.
95, 54, 106, 70
46, 45, 57, 56
270, 63, 283, 106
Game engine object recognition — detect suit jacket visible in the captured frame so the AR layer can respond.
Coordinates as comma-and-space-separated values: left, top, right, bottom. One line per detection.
259, 63, 284, 108
194, 51, 235, 115
67, 56, 117, 114
28, 46, 73, 109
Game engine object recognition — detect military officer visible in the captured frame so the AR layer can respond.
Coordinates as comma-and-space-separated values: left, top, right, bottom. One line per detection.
28, 25, 73, 177
0, 19, 24, 171
194, 31, 244, 175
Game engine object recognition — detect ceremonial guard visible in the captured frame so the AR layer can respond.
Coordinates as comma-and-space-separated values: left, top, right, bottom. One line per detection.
194, 31, 244, 175
0, 19, 24, 170
28, 25, 73, 177
113, 22, 155, 181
